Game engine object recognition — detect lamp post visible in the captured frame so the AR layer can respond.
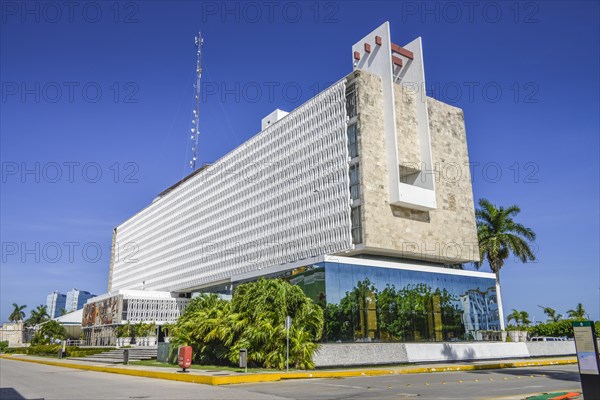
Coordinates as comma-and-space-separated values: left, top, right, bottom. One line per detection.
285, 315, 292, 372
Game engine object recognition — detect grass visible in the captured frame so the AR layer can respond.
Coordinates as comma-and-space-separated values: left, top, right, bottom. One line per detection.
129, 359, 297, 373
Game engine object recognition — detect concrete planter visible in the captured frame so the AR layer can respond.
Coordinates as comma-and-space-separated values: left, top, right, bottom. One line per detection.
508, 330, 528, 342
518, 331, 529, 342
508, 331, 519, 342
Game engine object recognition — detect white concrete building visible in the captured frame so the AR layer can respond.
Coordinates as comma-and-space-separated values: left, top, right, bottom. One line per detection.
86, 22, 502, 344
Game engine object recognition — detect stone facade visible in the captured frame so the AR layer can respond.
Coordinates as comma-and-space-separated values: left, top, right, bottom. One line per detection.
0, 322, 27, 347
354, 71, 479, 264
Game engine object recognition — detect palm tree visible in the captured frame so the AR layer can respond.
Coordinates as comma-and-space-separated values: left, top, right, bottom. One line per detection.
27, 305, 50, 326
538, 305, 562, 323
8, 303, 27, 323
507, 309, 531, 326
475, 198, 537, 284
567, 303, 587, 320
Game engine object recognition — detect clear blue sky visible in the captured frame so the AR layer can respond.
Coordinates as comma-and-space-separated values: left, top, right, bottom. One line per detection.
1, 1, 598, 324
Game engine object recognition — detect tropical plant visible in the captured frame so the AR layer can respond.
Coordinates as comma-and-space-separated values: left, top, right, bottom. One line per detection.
115, 323, 131, 338
27, 305, 50, 326
506, 309, 531, 326
31, 320, 67, 345
567, 303, 587, 320
9, 303, 26, 323
171, 278, 324, 369
59, 308, 68, 316
171, 293, 232, 365
161, 323, 174, 337
226, 278, 324, 369
475, 198, 536, 283
538, 306, 562, 323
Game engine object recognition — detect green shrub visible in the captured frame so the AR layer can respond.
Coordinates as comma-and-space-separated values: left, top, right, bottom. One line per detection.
66, 347, 113, 357
171, 278, 324, 369
18, 345, 114, 357
0, 341, 8, 352
26, 344, 62, 356
530, 319, 577, 338
4, 347, 24, 354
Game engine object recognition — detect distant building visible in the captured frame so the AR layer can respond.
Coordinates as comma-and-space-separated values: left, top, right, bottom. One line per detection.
46, 291, 67, 318
65, 289, 96, 313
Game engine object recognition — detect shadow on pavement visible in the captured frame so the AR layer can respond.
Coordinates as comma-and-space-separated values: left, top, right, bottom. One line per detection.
0, 387, 44, 400
466, 367, 581, 383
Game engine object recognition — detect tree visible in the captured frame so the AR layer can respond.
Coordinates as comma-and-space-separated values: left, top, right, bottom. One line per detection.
9, 303, 26, 323
171, 278, 324, 369
31, 320, 67, 345
475, 198, 536, 283
567, 303, 587, 320
538, 305, 562, 323
27, 305, 50, 326
507, 309, 531, 326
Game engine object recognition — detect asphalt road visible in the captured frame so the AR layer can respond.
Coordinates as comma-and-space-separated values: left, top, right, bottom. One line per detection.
0, 358, 286, 400
236, 365, 582, 400
0, 358, 582, 400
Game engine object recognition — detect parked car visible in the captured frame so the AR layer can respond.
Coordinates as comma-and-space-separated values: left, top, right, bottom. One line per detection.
529, 336, 568, 342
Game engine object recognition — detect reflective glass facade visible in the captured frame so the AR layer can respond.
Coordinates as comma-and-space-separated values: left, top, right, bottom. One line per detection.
278, 261, 499, 342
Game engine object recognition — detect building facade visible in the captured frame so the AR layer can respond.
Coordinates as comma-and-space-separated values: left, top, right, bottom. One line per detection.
65, 289, 96, 313
46, 291, 67, 319
93, 22, 502, 343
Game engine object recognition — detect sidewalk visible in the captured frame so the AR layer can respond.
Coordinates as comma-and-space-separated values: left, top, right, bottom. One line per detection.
0, 353, 577, 386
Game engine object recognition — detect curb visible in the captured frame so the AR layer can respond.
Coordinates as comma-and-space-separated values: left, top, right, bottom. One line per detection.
0, 354, 578, 386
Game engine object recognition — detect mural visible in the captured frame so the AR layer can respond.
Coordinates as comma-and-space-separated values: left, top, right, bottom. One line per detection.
82, 295, 122, 327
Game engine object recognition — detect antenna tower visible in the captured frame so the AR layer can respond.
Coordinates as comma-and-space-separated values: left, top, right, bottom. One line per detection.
189, 32, 203, 170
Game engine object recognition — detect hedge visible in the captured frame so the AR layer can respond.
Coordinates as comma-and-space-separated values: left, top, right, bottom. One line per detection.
2, 345, 114, 357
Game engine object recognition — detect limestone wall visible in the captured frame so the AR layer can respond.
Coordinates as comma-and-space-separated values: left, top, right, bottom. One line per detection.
0, 322, 26, 347
355, 71, 479, 264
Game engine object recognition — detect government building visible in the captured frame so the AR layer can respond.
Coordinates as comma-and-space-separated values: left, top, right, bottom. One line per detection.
83, 23, 502, 345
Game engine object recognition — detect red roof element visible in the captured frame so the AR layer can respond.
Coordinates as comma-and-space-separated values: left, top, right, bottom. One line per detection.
364, 43, 371, 53
354, 51, 361, 61
392, 56, 403, 67
391, 43, 414, 60
375, 36, 382, 46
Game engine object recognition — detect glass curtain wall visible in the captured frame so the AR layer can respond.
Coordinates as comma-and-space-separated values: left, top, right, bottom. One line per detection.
278, 262, 499, 342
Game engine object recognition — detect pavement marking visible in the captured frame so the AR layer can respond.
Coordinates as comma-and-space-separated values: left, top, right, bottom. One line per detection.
309, 382, 366, 389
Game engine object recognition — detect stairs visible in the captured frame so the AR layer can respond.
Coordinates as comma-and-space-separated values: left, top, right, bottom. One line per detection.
70, 347, 158, 364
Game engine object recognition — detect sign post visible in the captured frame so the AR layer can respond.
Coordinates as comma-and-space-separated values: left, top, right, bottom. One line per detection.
572, 321, 600, 399
285, 315, 292, 373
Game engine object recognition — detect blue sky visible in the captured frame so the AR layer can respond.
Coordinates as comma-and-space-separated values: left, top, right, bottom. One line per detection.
1, 1, 598, 324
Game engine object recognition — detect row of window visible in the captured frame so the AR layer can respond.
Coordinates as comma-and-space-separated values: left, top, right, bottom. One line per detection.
347, 83, 362, 245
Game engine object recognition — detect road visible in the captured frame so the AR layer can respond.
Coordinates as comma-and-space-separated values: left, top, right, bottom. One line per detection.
1, 358, 581, 400
236, 365, 582, 400
0, 358, 286, 400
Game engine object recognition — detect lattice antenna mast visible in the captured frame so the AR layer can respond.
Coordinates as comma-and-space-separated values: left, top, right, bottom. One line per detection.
189, 32, 203, 170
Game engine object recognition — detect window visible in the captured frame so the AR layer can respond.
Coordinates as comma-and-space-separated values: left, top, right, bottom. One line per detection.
351, 206, 362, 244
346, 85, 357, 118
347, 124, 358, 158
349, 164, 360, 201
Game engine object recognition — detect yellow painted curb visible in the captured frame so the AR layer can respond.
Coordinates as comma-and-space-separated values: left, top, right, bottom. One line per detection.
0, 354, 577, 386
